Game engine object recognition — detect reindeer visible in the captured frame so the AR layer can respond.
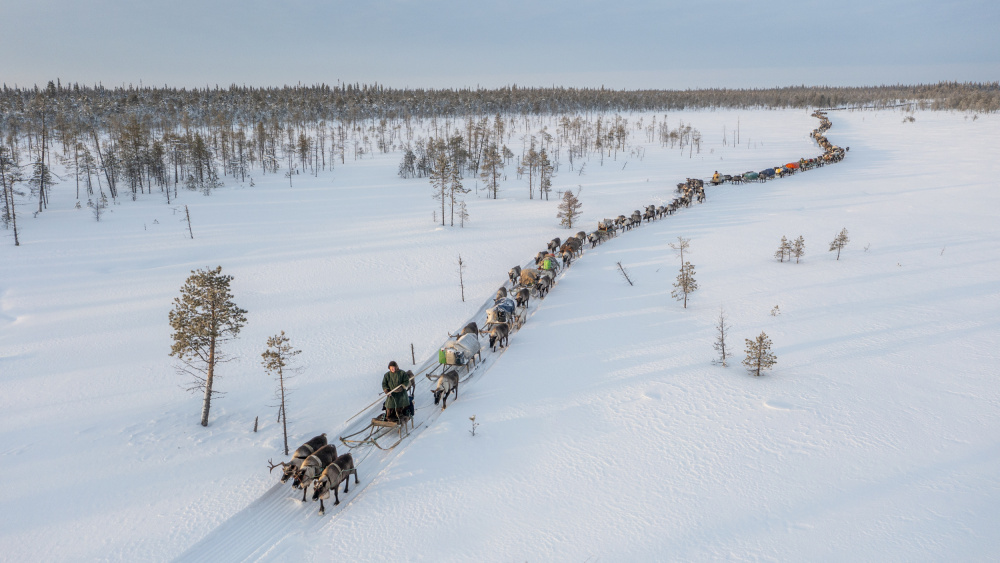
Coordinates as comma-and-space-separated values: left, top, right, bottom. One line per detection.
537, 272, 553, 297
311, 453, 358, 515
487, 322, 509, 351
292, 444, 338, 501
508, 265, 521, 286
515, 288, 529, 308
268, 433, 328, 484
495, 286, 508, 302
450, 322, 479, 339
432, 369, 459, 408
547, 238, 561, 253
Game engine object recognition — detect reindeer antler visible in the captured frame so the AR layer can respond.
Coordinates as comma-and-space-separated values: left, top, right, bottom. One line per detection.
267, 458, 288, 473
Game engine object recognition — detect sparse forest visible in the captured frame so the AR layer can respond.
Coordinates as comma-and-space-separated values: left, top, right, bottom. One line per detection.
1, 81, 996, 239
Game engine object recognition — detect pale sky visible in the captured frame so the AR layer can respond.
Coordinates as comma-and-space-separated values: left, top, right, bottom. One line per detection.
2, 0, 997, 89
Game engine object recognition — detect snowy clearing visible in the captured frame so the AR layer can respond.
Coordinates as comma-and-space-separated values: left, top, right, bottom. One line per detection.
1, 109, 998, 562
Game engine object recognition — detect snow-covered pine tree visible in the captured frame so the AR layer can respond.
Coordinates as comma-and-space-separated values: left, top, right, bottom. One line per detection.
458, 200, 469, 227
261, 331, 300, 455
792, 235, 806, 263
671, 261, 698, 308
742, 332, 777, 376
168, 266, 248, 427
556, 189, 582, 229
829, 228, 849, 260
398, 147, 417, 178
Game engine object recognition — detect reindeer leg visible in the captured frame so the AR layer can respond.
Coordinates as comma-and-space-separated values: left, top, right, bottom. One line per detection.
354, 468, 360, 484
301, 484, 308, 502
318, 498, 325, 515
333, 487, 340, 506
343, 476, 350, 493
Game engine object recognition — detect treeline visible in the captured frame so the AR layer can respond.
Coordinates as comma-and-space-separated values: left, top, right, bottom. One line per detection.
1, 80, 997, 244
2, 82, 997, 131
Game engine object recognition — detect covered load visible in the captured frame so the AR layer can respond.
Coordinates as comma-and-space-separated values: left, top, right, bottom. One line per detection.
519, 268, 539, 286
438, 332, 481, 365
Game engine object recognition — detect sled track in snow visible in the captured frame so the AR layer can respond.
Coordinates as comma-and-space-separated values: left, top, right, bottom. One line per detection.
175, 268, 539, 562
174, 112, 844, 562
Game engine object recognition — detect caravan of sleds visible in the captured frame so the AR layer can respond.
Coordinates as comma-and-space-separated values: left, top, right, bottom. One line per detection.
267, 109, 848, 515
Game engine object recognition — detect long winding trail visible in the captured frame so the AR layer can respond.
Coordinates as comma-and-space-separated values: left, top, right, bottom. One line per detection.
174, 111, 845, 562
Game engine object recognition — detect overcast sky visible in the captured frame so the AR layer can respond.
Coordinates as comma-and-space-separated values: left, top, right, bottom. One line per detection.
2, 0, 997, 90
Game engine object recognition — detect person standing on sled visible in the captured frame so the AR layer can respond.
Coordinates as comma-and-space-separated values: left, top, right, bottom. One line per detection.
382, 361, 411, 421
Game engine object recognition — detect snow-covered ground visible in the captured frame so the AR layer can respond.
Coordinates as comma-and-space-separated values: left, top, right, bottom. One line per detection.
1, 109, 998, 561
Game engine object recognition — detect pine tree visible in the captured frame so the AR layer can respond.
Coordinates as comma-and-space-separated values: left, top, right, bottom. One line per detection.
479, 143, 503, 199
0, 146, 22, 246
169, 266, 248, 427
829, 228, 849, 260
262, 331, 300, 456
742, 332, 777, 376
448, 157, 468, 227
775, 236, 792, 262
430, 151, 450, 226
519, 144, 539, 199
28, 159, 56, 214
398, 147, 417, 178
538, 149, 554, 200
556, 189, 582, 229
792, 235, 805, 263
671, 261, 698, 308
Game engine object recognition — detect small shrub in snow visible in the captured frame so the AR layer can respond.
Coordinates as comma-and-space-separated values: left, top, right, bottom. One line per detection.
829, 228, 849, 260
775, 236, 791, 262
792, 236, 805, 263
743, 332, 777, 377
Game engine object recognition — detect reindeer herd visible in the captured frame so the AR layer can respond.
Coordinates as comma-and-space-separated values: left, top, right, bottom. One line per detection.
266, 109, 847, 516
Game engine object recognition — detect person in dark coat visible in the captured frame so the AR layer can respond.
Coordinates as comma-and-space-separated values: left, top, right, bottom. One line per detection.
382, 361, 411, 421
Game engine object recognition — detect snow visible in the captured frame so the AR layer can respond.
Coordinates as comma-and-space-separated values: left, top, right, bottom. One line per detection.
1, 109, 999, 561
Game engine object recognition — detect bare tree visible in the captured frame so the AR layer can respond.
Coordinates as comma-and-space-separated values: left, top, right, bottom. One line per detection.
742, 332, 777, 377
713, 307, 730, 366
829, 228, 849, 260
262, 331, 301, 456
457, 254, 466, 302
669, 236, 691, 265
